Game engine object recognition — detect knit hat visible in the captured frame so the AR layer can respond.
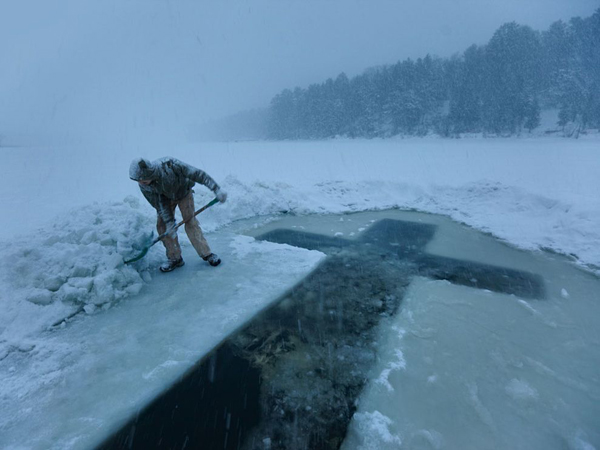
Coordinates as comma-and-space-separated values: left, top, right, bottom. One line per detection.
129, 158, 157, 181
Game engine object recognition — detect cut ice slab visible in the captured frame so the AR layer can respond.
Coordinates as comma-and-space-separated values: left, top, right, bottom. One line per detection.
0, 232, 325, 450
339, 219, 600, 450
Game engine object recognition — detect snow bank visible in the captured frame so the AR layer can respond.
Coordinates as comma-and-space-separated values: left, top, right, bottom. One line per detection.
0, 196, 162, 357
9, 197, 151, 305
206, 175, 600, 274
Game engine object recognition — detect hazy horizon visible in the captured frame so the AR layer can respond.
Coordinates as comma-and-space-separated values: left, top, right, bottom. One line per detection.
1, 0, 597, 146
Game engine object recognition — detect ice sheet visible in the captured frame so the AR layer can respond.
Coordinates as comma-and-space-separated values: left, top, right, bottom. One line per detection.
0, 232, 324, 450
342, 213, 600, 450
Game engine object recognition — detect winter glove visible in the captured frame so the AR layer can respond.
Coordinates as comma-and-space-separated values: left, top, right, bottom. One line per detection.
215, 188, 228, 203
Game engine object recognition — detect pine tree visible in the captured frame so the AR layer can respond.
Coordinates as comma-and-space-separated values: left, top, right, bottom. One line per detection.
265, 10, 599, 140
448, 45, 485, 134
482, 22, 543, 134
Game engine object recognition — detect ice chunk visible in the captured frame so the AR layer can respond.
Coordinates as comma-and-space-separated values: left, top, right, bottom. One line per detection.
43, 275, 66, 292
375, 349, 406, 392
350, 411, 402, 449
67, 277, 94, 291
26, 288, 53, 305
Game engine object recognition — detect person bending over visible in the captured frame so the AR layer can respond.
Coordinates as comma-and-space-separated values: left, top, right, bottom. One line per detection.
129, 157, 227, 272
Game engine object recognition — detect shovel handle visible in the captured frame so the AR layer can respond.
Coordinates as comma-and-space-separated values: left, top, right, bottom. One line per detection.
156, 197, 220, 241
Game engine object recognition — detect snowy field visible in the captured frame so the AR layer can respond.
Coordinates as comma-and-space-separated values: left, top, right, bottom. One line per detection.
1, 137, 599, 448
2, 137, 599, 264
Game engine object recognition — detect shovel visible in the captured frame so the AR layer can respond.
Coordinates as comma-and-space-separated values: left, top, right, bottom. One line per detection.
124, 197, 219, 264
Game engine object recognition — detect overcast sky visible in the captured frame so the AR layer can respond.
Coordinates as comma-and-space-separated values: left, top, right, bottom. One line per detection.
0, 0, 597, 145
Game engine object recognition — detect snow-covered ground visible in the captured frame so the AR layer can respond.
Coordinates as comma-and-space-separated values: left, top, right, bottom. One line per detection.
1, 137, 599, 448
2, 137, 599, 264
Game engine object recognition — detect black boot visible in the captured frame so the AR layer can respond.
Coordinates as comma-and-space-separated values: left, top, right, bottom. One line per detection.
203, 253, 221, 267
159, 257, 185, 273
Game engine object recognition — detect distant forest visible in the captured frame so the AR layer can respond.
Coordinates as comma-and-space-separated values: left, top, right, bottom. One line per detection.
266, 9, 600, 139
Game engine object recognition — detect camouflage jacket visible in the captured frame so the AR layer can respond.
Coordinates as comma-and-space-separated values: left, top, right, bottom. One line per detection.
138, 157, 219, 224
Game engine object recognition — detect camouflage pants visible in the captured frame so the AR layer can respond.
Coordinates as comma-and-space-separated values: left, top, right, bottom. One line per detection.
157, 192, 211, 261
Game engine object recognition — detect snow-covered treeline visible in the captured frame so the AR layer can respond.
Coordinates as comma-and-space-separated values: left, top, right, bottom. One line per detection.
267, 10, 600, 139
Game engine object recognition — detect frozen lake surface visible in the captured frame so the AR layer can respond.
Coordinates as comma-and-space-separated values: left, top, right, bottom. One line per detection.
2, 210, 599, 449
107, 210, 599, 449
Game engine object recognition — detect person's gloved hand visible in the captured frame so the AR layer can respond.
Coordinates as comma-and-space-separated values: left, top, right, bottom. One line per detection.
165, 221, 178, 239
215, 188, 228, 203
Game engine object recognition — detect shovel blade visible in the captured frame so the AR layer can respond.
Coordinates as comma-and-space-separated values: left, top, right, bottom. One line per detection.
124, 232, 156, 264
